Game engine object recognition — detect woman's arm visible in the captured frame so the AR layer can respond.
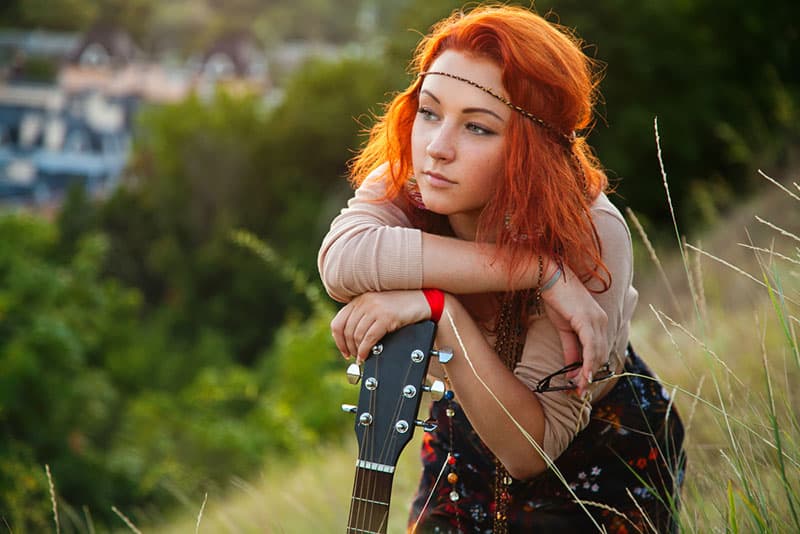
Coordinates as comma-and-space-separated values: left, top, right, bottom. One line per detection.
318, 173, 552, 299
436, 293, 550, 479
330, 290, 551, 479
320, 176, 608, 390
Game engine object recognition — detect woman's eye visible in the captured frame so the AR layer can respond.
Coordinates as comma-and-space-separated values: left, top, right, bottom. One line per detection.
417, 107, 438, 120
466, 123, 493, 135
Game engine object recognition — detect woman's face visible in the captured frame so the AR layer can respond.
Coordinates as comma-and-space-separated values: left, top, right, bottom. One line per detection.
412, 49, 510, 240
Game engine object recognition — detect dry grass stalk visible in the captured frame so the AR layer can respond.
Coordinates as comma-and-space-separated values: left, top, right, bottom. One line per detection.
681, 375, 707, 446
625, 487, 658, 533
737, 243, 800, 266
111, 506, 142, 534
195, 492, 208, 534
684, 243, 800, 306
627, 207, 683, 320
758, 169, 800, 203
82, 505, 96, 534
755, 216, 800, 244
45, 464, 60, 534
578, 499, 642, 533
691, 241, 708, 325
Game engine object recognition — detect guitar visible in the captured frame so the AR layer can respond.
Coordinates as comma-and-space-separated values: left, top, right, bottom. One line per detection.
342, 320, 452, 534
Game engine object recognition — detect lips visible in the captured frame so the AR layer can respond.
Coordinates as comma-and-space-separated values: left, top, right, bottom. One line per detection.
424, 170, 456, 186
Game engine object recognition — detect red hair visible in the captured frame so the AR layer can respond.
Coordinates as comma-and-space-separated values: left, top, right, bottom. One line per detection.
350, 4, 610, 289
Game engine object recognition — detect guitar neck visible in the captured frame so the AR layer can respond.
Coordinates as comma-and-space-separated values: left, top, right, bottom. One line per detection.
347, 466, 395, 534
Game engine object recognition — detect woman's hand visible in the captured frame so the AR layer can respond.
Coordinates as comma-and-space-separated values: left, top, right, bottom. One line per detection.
330, 290, 431, 363
540, 266, 608, 394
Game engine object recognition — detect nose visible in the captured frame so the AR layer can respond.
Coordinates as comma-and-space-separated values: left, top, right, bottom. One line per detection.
426, 124, 456, 162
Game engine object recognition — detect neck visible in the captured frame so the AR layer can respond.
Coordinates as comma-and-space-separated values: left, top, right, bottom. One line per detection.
448, 212, 479, 241
347, 466, 394, 533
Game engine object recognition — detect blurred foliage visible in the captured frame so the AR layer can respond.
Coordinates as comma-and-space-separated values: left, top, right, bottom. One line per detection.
0, 0, 155, 44
382, 0, 800, 229
1, 52, 394, 530
1, 0, 799, 529
0, 212, 350, 531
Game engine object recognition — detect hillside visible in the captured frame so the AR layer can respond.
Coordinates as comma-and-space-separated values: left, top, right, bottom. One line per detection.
158, 172, 799, 533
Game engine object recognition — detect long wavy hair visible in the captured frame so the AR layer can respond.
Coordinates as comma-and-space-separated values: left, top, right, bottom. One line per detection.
350, 4, 610, 290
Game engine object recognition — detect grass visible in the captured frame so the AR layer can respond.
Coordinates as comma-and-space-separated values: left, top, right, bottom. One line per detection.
148, 166, 800, 533
37, 153, 790, 533
157, 436, 424, 533
150, 167, 800, 533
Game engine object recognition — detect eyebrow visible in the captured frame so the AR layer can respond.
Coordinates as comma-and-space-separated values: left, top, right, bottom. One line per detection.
420, 89, 505, 122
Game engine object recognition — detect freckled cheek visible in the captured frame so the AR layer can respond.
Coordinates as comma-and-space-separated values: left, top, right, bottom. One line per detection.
410, 129, 428, 173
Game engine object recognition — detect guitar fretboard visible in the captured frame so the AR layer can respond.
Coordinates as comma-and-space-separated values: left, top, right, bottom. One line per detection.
347, 466, 394, 534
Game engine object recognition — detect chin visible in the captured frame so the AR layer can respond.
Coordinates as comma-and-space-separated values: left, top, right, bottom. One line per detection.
419, 198, 451, 216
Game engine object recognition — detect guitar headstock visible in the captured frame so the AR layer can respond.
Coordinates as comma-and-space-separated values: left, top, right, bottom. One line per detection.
343, 320, 445, 472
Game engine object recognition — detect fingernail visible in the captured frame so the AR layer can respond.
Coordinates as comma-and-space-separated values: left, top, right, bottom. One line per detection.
587, 372, 593, 384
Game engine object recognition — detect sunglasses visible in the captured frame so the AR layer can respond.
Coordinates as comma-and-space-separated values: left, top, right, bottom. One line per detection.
534, 361, 615, 393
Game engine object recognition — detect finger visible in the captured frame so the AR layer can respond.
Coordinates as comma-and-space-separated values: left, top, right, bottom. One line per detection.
342, 307, 367, 359
331, 307, 354, 359
352, 313, 376, 362
584, 318, 608, 385
558, 330, 582, 378
352, 303, 374, 346
579, 327, 596, 386
358, 320, 390, 362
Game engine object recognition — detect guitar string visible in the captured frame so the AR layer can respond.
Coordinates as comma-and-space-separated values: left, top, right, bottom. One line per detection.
364, 354, 380, 531
351, 356, 378, 532
354, 353, 373, 534
365, 353, 397, 532
410, 310, 605, 532
354, 333, 431, 532
349, 414, 358, 533
365, 354, 379, 531
373, 358, 417, 530
377, 360, 414, 468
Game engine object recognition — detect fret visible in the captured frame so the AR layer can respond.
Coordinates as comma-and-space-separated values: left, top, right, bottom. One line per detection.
348, 467, 393, 533
355, 459, 395, 473
351, 496, 390, 507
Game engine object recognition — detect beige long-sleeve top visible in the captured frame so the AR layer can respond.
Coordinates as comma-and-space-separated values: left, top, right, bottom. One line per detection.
318, 171, 639, 460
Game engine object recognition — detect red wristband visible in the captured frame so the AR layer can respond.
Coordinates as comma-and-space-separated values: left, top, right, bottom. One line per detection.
422, 288, 445, 323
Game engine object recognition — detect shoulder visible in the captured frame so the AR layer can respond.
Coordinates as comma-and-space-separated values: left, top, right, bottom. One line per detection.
354, 162, 391, 201
589, 193, 632, 250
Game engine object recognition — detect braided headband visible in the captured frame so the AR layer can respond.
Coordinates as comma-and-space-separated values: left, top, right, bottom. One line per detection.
418, 70, 577, 146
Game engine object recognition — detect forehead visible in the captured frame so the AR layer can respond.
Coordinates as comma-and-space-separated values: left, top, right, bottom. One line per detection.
421, 50, 509, 107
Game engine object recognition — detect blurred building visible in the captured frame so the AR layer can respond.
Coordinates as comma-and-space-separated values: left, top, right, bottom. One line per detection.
0, 83, 129, 207
0, 24, 273, 208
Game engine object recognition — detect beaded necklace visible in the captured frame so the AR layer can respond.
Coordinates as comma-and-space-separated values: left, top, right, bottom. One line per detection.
444, 280, 540, 532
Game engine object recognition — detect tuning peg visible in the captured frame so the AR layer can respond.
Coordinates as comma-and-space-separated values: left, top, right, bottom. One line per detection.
422, 380, 446, 401
432, 347, 454, 364
341, 404, 357, 414
415, 419, 438, 432
346, 363, 361, 385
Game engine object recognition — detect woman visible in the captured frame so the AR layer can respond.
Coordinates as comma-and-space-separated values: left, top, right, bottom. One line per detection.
319, 5, 685, 532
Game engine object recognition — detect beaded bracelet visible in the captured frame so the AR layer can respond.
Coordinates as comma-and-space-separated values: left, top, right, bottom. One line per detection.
422, 288, 445, 323
539, 267, 563, 293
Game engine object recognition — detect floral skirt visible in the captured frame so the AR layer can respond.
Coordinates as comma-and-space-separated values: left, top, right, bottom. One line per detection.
408, 346, 686, 533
